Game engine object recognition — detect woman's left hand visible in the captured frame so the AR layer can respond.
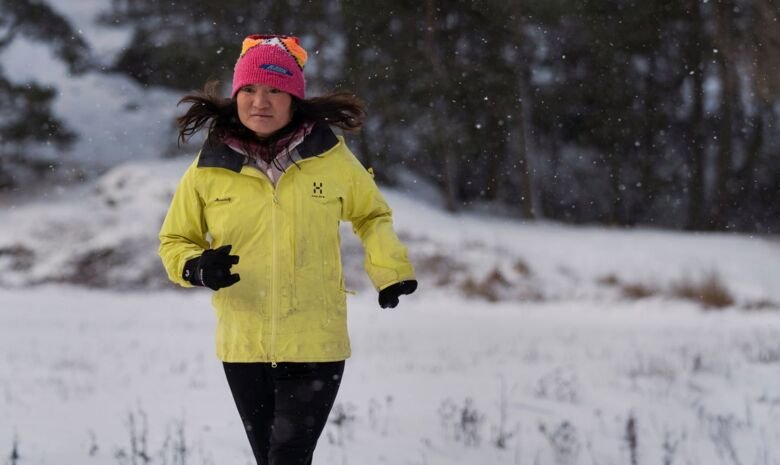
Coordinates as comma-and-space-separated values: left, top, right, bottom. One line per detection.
378, 280, 418, 309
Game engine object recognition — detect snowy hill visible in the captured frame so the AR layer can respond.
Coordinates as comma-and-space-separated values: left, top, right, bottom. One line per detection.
0, 158, 779, 465
1, 157, 778, 312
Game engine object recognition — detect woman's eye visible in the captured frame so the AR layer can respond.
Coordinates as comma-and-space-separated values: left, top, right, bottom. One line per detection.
241, 86, 254, 93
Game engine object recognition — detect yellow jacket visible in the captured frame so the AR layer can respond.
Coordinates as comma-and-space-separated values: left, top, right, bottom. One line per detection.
159, 124, 415, 363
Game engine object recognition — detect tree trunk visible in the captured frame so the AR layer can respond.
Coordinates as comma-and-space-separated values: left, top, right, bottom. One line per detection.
513, 93, 535, 218
712, 0, 737, 229
443, 149, 460, 212
638, 56, 658, 225
509, 11, 535, 219
740, 108, 764, 197
424, 0, 459, 211
607, 147, 624, 225
483, 142, 500, 202
686, 0, 706, 230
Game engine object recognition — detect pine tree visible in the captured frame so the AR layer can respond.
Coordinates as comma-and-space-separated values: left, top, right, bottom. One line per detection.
0, 0, 90, 190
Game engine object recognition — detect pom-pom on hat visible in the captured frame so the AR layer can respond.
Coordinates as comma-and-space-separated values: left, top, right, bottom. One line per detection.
231, 34, 308, 100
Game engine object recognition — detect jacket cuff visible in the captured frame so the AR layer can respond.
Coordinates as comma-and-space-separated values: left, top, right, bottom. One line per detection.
182, 256, 203, 286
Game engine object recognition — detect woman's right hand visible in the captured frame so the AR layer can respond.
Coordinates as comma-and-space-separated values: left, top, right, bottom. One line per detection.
378, 280, 417, 309
183, 245, 241, 290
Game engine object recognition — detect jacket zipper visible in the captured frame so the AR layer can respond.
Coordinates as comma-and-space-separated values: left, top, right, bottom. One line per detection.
257, 155, 320, 368
270, 190, 279, 368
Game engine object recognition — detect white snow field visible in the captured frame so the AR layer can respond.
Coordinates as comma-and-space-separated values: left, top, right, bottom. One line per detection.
1, 158, 779, 465
0, 284, 779, 465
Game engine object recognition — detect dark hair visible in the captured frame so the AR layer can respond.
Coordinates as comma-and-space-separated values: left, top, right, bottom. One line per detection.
176, 80, 365, 147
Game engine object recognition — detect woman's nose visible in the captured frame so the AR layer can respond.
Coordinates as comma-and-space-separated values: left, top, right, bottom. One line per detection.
252, 91, 269, 107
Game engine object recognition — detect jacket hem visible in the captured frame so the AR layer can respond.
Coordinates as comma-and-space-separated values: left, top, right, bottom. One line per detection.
216, 353, 352, 363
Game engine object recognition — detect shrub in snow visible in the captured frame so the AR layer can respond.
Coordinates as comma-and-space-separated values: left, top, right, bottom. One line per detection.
325, 402, 357, 446
438, 397, 485, 447
741, 336, 780, 364
0, 245, 34, 272
413, 251, 467, 287
110, 408, 199, 465
741, 298, 779, 311
538, 420, 580, 465
514, 258, 532, 277
367, 396, 394, 435
534, 367, 579, 404
670, 271, 734, 309
620, 281, 661, 300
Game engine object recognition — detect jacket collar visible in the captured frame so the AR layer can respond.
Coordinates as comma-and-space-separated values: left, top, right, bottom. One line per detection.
197, 121, 339, 173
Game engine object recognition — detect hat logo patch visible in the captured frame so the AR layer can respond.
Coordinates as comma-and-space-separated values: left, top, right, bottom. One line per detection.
260, 64, 293, 77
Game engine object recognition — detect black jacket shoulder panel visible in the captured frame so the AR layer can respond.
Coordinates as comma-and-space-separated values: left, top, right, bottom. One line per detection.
297, 122, 339, 159
196, 122, 337, 170
197, 139, 245, 173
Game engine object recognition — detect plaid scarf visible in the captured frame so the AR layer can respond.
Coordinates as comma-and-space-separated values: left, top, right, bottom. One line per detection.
223, 120, 314, 164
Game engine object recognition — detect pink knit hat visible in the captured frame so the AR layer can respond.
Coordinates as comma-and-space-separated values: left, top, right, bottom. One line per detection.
231, 34, 308, 100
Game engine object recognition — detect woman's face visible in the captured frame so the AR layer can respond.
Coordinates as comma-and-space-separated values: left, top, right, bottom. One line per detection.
236, 84, 293, 138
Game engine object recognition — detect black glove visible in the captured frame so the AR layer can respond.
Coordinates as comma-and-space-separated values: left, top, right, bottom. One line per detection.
183, 245, 241, 291
378, 280, 417, 309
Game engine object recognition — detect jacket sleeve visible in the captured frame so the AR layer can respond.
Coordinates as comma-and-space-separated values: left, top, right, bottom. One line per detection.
341, 152, 415, 291
158, 160, 210, 287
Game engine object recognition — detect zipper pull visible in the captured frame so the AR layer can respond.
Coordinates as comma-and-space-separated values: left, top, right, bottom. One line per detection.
271, 361, 278, 369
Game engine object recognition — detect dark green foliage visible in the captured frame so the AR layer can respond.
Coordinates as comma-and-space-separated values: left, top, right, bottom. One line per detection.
93, 0, 780, 232
0, 0, 91, 72
96, 0, 332, 90
0, 74, 76, 189
0, 0, 90, 190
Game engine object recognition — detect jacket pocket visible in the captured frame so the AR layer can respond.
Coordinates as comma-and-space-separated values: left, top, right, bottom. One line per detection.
203, 195, 260, 244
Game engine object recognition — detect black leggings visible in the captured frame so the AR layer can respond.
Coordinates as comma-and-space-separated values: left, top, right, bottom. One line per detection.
223, 361, 345, 465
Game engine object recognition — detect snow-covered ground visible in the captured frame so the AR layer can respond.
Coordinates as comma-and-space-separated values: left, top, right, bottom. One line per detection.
1, 2, 778, 464
1, 282, 778, 465
1, 159, 779, 465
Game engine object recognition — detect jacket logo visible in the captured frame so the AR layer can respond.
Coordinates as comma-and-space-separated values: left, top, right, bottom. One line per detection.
312, 182, 325, 199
